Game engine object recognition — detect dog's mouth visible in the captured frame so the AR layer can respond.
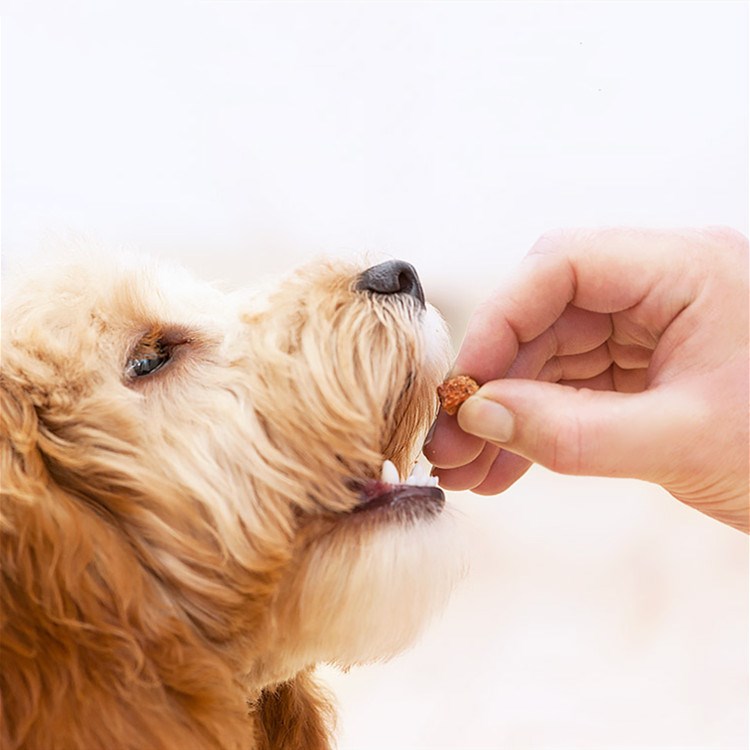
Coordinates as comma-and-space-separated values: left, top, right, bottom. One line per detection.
349, 459, 445, 520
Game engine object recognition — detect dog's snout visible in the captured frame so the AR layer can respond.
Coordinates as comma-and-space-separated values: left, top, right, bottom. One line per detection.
356, 260, 425, 308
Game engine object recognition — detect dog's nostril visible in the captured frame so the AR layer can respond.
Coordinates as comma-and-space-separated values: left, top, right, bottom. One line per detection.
356, 260, 425, 307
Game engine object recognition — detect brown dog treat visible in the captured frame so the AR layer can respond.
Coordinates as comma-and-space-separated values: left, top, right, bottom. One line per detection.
437, 375, 479, 415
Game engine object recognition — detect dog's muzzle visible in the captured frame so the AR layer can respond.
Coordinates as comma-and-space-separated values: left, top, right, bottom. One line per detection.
348, 259, 441, 521
356, 260, 425, 309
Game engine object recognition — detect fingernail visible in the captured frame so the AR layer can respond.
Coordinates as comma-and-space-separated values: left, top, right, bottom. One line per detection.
422, 419, 438, 447
457, 396, 515, 443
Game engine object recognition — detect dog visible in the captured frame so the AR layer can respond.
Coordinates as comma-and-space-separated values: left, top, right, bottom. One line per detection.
0, 253, 464, 749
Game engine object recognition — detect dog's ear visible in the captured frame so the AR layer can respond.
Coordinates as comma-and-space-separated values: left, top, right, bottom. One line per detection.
0, 377, 39, 749
253, 670, 336, 750
0, 376, 97, 745
0, 377, 150, 748
1, 376, 268, 748
0, 376, 73, 746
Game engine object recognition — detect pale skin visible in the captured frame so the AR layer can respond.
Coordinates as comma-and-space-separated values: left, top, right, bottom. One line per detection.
425, 227, 749, 534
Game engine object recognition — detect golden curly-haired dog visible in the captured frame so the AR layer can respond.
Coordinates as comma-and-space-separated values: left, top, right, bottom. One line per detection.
0, 254, 464, 749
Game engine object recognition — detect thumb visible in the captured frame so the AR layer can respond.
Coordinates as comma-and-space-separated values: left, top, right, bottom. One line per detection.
456, 379, 691, 481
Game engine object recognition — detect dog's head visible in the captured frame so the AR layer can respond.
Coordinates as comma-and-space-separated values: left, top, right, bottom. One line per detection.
1, 254, 463, 699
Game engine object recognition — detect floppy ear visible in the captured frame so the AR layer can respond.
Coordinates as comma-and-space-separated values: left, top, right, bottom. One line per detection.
253, 670, 336, 750
0, 376, 79, 746
0, 377, 110, 746
1, 377, 250, 748
0, 377, 40, 748
0, 377, 153, 748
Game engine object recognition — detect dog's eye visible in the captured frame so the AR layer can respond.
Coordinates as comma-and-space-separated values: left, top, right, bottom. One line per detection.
126, 339, 171, 378
125, 328, 195, 382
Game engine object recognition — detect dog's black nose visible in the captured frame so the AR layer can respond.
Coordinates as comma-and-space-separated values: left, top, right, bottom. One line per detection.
356, 260, 425, 308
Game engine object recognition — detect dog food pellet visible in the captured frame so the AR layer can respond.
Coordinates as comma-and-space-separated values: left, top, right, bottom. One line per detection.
437, 375, 479, 415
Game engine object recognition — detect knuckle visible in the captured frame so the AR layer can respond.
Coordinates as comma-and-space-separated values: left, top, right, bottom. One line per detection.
702, 225, 748, 251
540, 388, 600, 475
529, 228, 573, 257
541, 411, 584, 475
701, 226, 748, 260
528, 227, 602, 267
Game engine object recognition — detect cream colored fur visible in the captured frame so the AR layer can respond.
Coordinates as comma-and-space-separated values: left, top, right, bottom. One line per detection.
0, 253, 463, 750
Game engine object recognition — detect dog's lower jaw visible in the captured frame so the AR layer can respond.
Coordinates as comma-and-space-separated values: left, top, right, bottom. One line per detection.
242, 507, 465, 692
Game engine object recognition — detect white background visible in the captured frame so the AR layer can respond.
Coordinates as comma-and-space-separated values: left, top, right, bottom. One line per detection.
2, 2, 748, 749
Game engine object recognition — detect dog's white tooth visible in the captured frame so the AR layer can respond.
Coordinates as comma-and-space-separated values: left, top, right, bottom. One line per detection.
380, 460, 439, 487
402, 463, 439, 487
403, 465, 415, 486
381, 459, 400, 485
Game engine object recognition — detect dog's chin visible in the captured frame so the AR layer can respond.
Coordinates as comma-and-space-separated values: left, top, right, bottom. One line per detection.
254, 444, 465, 685
261, 509, 465, 683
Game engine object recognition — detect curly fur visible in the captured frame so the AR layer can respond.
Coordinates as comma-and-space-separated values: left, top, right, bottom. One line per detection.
0, 254, 462, 749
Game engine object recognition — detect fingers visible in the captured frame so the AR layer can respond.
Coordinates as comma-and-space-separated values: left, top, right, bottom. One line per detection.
427, 314, 651, 475
471, 451, 533, 495
455, 379, 693, 481
611, 365, 648, 393
422, 410, 485, 470
453, 228, 697, 385
433, 443, 501, 490
606, 340, 653, 369
504, 305, 613, 379
537, 342, 612, 383
429, 228, 703, 491
429, 303, 614, 473
426, 357, 647, 483
435, 446, 532, 494
453, 250, 574, 384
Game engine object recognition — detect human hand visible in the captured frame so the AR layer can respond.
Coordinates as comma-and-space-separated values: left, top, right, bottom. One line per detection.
425, 227, 749, 533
